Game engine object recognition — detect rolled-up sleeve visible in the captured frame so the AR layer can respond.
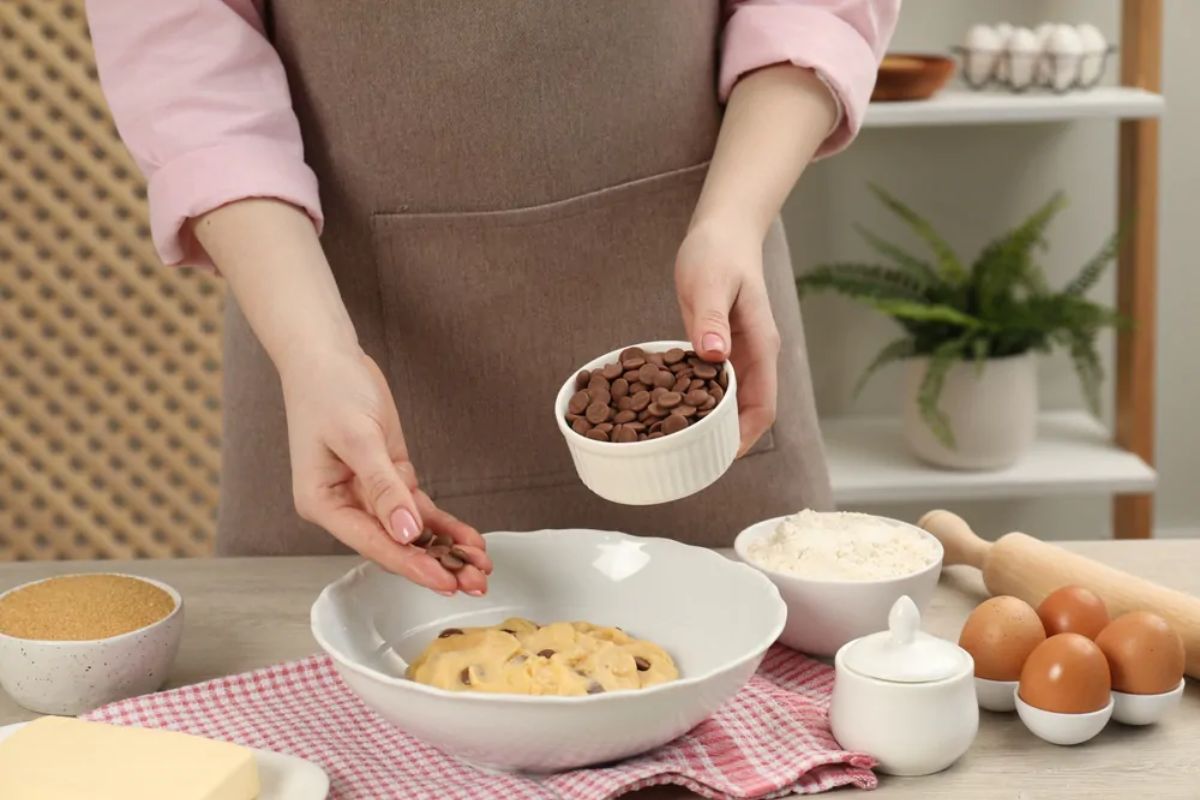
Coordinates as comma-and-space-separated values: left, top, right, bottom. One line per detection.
721, 0, 900, 157
85, 0, 322, 268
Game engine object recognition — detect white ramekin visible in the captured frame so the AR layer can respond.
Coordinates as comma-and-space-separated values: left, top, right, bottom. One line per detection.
554, 340, 739, 505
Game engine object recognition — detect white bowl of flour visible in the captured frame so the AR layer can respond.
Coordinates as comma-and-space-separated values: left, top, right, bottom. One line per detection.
734, 511, 943, 657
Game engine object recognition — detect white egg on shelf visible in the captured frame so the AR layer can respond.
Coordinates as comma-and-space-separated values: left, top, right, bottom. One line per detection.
1046, 23, 1084, 91
1076, 23, 1109, 86
993, 22, 1015, 81
962, 24, 1001, 86
1006, 27, 1040, 89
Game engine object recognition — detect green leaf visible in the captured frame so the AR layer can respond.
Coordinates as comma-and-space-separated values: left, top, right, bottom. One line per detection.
1067, 332, 1104, 415
971, 337, 990, 375
917, 338, 969, 449
853, 224, 943, 287
853, 336, 915, 398
870, 299, 984, 329
796, 263, 928, 303
869, 184, 968, 284
1063, 229, 1120, 297
971, 192, 1066, 315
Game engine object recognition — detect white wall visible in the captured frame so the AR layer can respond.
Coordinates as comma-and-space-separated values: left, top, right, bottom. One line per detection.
782, 0, 1198, 540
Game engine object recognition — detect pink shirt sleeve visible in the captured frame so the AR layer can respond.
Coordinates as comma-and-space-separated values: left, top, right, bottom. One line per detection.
721, 0, 900, 157
85, 0, 322, 268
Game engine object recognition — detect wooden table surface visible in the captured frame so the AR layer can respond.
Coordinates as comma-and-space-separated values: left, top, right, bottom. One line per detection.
1, 540, 1197, 798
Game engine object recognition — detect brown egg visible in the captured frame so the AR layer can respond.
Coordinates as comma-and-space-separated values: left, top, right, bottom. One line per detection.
1019, 633, 1112, 713
1095, 611, 1186, 695
958, 596, 1046, 680
1037, 586, 1110, 639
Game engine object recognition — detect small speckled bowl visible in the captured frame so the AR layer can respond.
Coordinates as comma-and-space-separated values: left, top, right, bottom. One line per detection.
0, 573, 183, 715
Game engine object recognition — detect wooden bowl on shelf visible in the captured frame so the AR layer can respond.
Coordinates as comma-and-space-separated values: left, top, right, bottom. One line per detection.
872, 54, 956, 102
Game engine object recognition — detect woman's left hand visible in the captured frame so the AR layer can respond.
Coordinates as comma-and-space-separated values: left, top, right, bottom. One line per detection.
675, 219, 781, 456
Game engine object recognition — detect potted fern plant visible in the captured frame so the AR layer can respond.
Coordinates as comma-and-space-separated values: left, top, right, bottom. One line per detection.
797, 186, 1122, 470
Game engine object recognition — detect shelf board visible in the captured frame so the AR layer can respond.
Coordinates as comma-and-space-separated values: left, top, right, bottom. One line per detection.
863, 87, 1164, 128
824, 411, 1156, 505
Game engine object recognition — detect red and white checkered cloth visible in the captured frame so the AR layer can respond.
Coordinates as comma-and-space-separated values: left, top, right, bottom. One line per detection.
83, 645, 876, 799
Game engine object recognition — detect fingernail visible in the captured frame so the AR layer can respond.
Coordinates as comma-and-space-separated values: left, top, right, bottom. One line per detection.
389, 509, 420, 544
701, 333, 726, 354
466, 589, 484, 597
435, 589, 455, 597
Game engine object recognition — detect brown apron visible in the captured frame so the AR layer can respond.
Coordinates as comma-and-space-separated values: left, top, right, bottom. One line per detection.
216, 0, 832, 555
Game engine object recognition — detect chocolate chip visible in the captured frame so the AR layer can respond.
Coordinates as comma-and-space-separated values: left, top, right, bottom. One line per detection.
449, 545, 471, 561
710, 385, 724, 404
538, 649, 555, 658
629, 381, 649, 394
588, 373, 610, 391
615, 426, 637, 443
460, 667, 471, 685
630, 391, 651, 411
689, 378, 706, 391
663, 348, 686, 365
616, 395, 634, 411
719, 369, 729, 389
587, 681, 605, 695
671, 375, 690, 393
653, 370, 675, 389
601, 362, 624, 380
646, 352, 665, 367
621, 356, 646, 370
637, 363, 659, 385
646, 402, 669, 418
685, 389, 710, 407
575, 370, 591, 391
593, 422, 613, 434
427, 544, 450, 559
693, 363, 718, 380
568, 390, 590, 415
671, 404, 696, 418
669, 362, 688, 374
613, 409, 637, 424
619, 347, 645, 362
587, 387, 612, 406
647, 431, 665, 439
650, 386, 668, 401
440, 552, 466, 571
611, 378, 629, 398
586, 401, 611, 425
657, 391, 682, 409
572, 417, 592, 435
413, 529, 435, 548
433, 534, 453, 549
586, 428, 610, 442
626, 421, 646, 432
662, 414, 688, 435
438, 628, 463, 638
634, 656, 651, 671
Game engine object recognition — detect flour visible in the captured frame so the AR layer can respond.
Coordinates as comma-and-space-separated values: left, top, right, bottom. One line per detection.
745, 510, 940, 581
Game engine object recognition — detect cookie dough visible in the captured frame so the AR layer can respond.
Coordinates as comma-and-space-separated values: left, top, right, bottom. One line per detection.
406, 617, 679, 696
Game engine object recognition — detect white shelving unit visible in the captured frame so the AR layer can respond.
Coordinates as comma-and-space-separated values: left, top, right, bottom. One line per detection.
824, 55, 1166, 520
825, 412, 1157, 505
863, 87, 1164, 128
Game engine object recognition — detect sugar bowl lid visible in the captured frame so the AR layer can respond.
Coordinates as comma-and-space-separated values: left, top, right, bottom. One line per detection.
842, 596, 971, 683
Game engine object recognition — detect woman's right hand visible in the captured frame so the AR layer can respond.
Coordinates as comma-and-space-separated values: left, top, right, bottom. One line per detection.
280, 347, 492, 595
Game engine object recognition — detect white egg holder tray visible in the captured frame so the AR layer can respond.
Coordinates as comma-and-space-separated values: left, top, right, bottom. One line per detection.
951, 45, 1117, 94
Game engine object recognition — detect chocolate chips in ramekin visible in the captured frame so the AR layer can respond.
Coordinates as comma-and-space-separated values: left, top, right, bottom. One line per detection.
565, 346, 727, 443
412, 530, 470, 571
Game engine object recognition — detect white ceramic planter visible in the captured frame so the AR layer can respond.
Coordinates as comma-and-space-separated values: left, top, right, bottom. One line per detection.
903, 352, 1036, 470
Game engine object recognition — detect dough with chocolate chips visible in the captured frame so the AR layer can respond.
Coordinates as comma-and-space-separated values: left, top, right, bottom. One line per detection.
406, 617, 678, 696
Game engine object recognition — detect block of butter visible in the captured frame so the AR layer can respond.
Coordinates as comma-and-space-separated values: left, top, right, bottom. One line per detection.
0, 716, 260, 800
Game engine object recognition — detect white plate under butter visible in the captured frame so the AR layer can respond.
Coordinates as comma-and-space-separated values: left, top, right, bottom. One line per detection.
0, 722, 329, 799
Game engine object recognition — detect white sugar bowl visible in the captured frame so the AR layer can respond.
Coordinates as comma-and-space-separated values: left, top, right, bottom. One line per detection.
830, 596, 978, 776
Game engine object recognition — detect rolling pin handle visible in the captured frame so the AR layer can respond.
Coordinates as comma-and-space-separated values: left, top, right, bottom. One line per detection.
918, 509, 993, 569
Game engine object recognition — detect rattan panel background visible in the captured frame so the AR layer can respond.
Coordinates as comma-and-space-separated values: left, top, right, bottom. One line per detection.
0, 2, 224, 560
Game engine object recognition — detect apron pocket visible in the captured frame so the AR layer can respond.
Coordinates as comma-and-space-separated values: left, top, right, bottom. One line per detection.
370, 162, 774, 500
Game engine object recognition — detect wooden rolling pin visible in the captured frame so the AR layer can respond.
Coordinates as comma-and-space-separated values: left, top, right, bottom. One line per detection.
920, 509, 1200, 680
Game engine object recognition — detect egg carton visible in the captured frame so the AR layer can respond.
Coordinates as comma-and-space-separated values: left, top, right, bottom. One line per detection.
952, 45, 1117, 94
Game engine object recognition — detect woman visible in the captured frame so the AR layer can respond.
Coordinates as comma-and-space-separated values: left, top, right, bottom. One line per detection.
86, 1, 898, 596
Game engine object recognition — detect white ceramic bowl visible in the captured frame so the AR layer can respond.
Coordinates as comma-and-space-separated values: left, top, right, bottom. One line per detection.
311, 529, 785, 772
1111, 680, 1185, 725
733, 514, 943, 657
553, 340, 739, 505
0, 574, 183, 715
975, 677, 1019, 712
1015, 690, 1113, 745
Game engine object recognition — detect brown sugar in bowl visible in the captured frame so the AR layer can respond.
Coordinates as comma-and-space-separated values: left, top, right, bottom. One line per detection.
0, 573, 183, 715
872, 54, 956, 102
